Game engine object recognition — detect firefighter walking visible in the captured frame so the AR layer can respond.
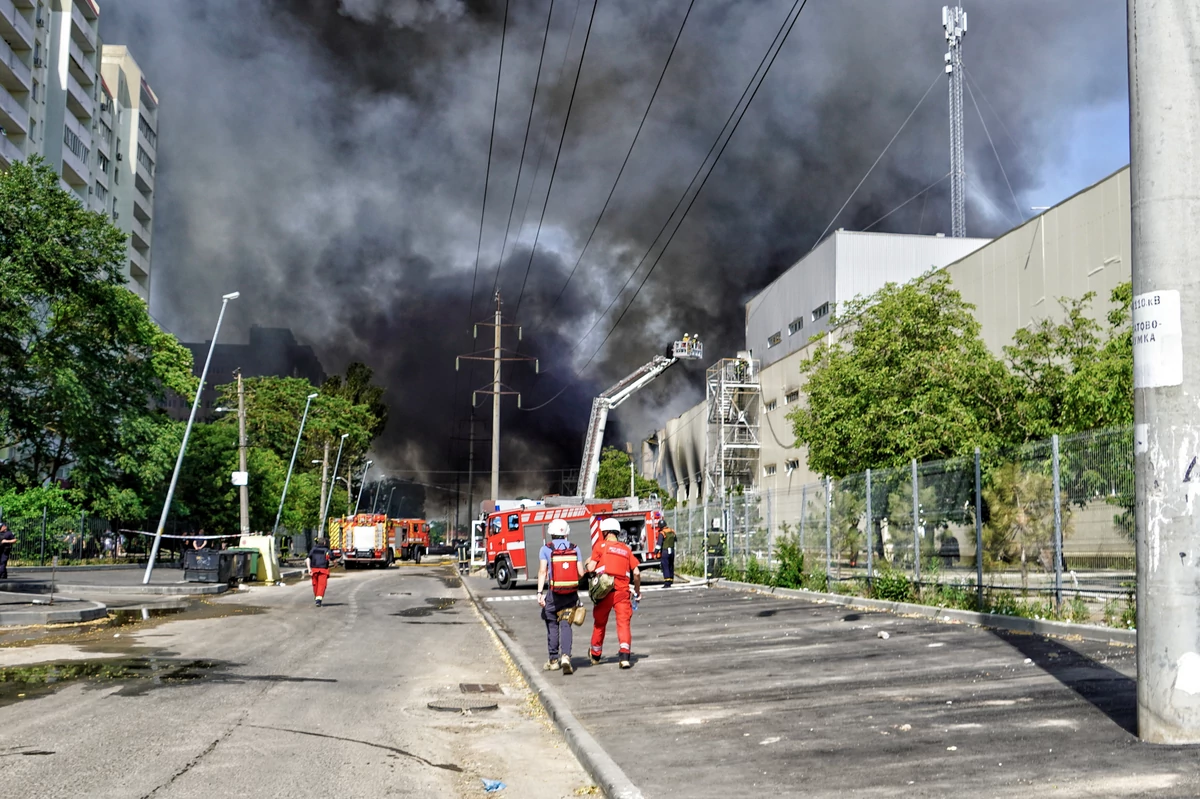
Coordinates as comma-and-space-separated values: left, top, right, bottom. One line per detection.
305, 538, 333, 607
587, 517, 641, 669
537, 519, 582, 674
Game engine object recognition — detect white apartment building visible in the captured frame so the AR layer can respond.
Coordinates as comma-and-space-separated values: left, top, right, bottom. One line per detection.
0, 0, 157, 301
101, 44, 157, 300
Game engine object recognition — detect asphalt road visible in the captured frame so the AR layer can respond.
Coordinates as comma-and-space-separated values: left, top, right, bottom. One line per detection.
0, 565, 593, 798
474, 575, 1200, 799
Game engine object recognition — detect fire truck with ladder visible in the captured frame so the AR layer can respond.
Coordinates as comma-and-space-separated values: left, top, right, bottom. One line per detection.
482, 337, 701, 589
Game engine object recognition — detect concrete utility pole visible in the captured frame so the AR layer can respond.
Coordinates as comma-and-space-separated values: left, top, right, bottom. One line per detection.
1128, 0, 1200, 745
456, 291, 537, 509
943, 3, 967, 237
237, 370, 249, 536
491, 296, 502, 506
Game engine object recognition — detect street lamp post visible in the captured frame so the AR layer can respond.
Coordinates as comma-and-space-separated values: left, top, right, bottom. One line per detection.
320, 434, 350, 537
273, 392, 319, 535
143, 292, 240, 584
371, 476, 385, 514
353, 460, 373, 515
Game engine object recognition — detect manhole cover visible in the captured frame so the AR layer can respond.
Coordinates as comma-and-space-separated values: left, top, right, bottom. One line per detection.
459, 683, 502, 694
427, 698, 499, 713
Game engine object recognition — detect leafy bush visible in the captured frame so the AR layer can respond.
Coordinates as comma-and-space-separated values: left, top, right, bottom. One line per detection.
927, 579, 979, 611
774, 536, 805, 589
871, 568, 913, 603
744, 556, 772, 586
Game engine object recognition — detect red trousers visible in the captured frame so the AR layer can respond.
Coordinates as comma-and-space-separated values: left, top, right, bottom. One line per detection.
590, 590, 633, 656
310, 568, 329, 600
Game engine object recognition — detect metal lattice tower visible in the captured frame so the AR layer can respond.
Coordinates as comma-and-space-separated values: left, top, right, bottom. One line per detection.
944, 3, 968, 238
704, 355, 761, 515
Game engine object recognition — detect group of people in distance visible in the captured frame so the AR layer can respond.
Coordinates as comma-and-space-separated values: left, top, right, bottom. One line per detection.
297, 514, 681, 671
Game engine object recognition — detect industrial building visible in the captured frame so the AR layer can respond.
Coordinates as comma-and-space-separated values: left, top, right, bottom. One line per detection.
0, 0, 158, 299
648, 165, 1133, 519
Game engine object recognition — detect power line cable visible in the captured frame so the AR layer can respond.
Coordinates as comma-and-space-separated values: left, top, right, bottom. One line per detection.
522, 0, 811, 410
492, 0, 558, 294
466, 0, 511, 326
812, 69, 943, 249
575, 0, 811, 374
538, 0, 699, 320
512, 0, 602, 317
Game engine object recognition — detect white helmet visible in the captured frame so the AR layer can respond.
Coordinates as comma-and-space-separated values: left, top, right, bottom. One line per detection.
599, 518, 621, 534
548, 519, 570, 537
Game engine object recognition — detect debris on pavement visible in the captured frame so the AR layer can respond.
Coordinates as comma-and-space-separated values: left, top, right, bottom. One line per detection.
877, 631, 890, 639
482, 778, 507, 793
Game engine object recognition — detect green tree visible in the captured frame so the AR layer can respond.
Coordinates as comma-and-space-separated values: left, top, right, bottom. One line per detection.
790, 272, 1016, 478
322, 362, 388, 439
1061, 283, 1133, 431
0, 157, 195, 504
593, 447, 674, 506
981, 461, 1071, 589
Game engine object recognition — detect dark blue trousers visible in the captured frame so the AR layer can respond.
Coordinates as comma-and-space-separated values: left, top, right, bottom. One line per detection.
661, 548, 675, 582
542, 590, 578, 659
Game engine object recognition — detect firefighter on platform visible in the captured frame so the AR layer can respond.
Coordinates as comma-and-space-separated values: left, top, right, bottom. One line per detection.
587, 517, 641, 669
537, 518, 582, 674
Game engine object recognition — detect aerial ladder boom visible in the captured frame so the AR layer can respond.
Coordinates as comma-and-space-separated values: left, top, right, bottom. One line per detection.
577, 338, 703, 499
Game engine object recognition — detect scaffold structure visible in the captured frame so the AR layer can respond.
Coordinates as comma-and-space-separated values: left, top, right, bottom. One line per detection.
704, 354, 761, 541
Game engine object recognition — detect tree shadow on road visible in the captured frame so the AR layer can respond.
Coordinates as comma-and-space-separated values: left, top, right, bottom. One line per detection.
992, 629, 1136, 735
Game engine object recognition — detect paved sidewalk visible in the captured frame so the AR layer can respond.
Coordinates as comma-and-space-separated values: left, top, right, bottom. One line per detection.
470, 575, 1200, 798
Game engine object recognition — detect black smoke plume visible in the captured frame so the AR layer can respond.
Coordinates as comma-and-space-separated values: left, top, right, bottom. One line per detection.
100, 0, 1128, 503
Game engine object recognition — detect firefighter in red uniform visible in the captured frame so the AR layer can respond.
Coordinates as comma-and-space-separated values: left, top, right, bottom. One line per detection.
587, 517, 642, 669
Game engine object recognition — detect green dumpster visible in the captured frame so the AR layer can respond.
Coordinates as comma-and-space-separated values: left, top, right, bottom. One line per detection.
228, 548, 260, 581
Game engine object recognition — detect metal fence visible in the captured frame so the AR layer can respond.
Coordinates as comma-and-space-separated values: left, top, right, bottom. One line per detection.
666, 426, 1135, 604
0, 513, 155, 565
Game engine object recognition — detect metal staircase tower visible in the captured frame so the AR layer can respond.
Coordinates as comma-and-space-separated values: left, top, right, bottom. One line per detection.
944, 3, 968, 238
704, 354, 761, 517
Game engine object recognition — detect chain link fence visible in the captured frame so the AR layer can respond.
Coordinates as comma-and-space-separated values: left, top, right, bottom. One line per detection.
667, 426, 1135, 610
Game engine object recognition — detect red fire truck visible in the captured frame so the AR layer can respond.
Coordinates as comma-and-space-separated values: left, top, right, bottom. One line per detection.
393, 518, 430, 563
483, 498, 664, 590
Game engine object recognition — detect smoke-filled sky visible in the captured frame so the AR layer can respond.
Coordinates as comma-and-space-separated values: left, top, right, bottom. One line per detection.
100, 0, 1129, 498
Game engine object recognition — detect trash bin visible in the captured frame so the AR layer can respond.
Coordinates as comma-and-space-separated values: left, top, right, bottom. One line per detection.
184, 549, 233, 584
228, 548, 260, 581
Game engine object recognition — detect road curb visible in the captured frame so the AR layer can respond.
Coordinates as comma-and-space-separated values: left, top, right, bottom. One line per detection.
0, 580, 230, 596
694, 576, 1137, 645
461, 578, 645, 799
0, 598, 108, 626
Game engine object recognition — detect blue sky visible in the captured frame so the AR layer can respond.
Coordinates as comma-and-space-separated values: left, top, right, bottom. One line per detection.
1029, 98, 1130, 208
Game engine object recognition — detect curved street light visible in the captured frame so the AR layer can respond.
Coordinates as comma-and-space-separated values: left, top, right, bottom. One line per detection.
273, 392, 319, 534
144, 291, 239, 584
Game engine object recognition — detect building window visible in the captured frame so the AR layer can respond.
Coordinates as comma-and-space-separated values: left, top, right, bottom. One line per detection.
812, 302, 831, 322
99, 120, 112, 141
136, 145, 154, 175
32, 81, 38, 103
95, 181, 107, 203
29, 120, 35, 141
785, 459, 800, 471
785, 390, 800, 404
764, 399, 778, 412
766, 331, 782, 349
788, 317, 804, 336
63, 125, 90, 163
97, 153, 109, 174
763, 464, 777, 477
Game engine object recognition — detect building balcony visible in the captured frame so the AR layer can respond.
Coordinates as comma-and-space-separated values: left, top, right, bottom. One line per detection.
131, 216, 151, 249
0, 0, 33, 51
133, 189, 152, 222
128, 244, 149, 278
66, 70, 92, 120
0, 130, 23, 167
61, 142, 88, 187
0, 35, 30, 92
70, 4, 96, 53
135, 157, 153, 193
68, 38, 94, 87
0, 82, 27, 135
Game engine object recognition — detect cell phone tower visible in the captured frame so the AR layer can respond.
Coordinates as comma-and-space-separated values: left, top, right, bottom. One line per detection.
944, 3, 967, 238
